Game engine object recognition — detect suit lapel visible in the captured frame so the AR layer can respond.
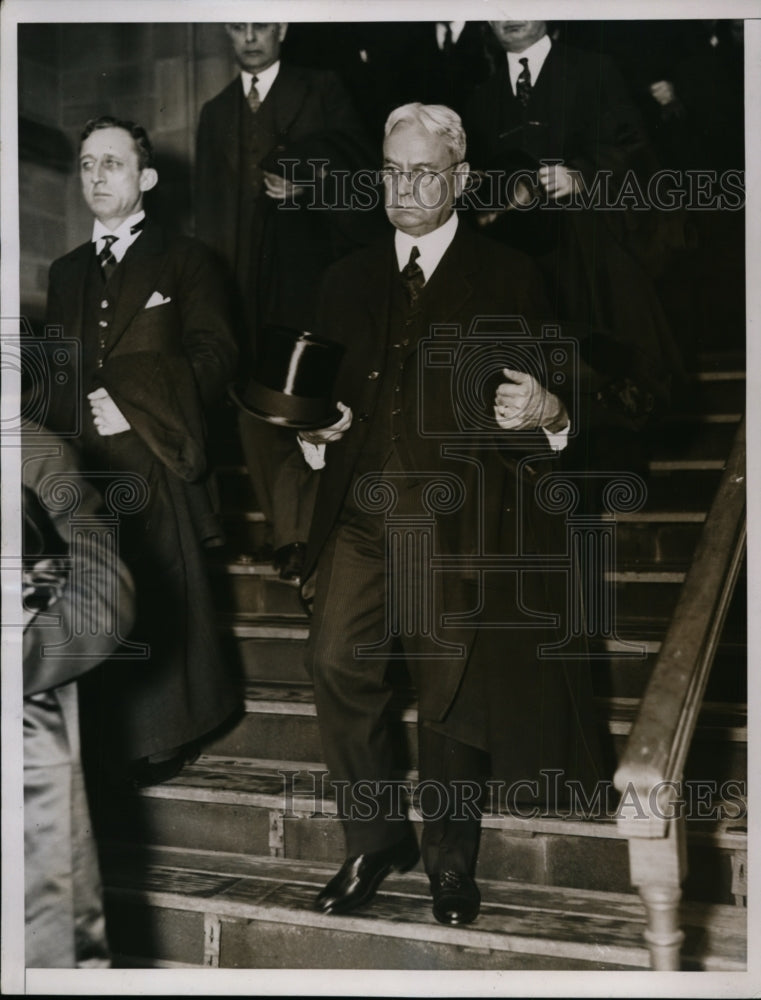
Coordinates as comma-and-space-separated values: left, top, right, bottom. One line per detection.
104, 221, 167, 356
266, 64, 312, 141
56, 245, 91, 340
412, 222, 476, 352
220, 79, 244, 172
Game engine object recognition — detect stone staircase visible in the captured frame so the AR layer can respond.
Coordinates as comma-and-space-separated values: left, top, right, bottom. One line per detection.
93, 352, 747, 971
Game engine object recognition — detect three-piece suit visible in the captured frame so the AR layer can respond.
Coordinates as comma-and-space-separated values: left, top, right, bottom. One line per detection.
195, 62, 381, 551
304, 220, 605, 874
43, 218, 241, 765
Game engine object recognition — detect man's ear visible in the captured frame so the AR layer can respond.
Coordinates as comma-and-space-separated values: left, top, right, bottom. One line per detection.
139, 167, 159, 193
278, 23, 288, 42
454, 161, 470, 199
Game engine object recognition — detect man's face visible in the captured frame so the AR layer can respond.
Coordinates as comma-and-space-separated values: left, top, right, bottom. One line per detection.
382, 123, 465, 238
489, 21, 548, 53
225, 23, 287, 73
79, 127, 154, 229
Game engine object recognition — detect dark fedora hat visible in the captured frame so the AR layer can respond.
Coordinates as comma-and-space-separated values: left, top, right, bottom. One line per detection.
229, 326, 345, 430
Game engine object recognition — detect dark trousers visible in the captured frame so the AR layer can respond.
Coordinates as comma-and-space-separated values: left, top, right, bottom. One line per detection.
305, 476, 487, 875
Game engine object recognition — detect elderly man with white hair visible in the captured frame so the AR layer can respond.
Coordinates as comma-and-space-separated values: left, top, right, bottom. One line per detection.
297, 102, 603, 926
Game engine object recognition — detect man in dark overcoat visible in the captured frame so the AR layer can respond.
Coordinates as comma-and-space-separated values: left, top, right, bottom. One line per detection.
297, 103, 609, 927
195, 22, 379, 580
464, 19, 681, 444
42, 116, 240, 785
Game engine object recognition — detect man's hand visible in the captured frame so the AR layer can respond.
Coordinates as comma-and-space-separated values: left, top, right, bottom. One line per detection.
649, 80, 676, 106
263, 171, 306, 201
494, 368, 568, 433
538, 163, 582, 201
299, 401, 353, 446
88, 387, 131, 436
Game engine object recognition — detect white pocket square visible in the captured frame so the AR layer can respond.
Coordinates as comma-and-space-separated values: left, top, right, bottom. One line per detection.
145, 291, 171, 309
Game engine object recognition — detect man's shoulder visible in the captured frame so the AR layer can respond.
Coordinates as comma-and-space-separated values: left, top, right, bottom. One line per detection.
49, 240, 90, 275
200, 77, 241, 115
323, 234, 393, 281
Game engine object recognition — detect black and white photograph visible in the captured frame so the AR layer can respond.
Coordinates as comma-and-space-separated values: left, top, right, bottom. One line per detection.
1, 1, 758, 995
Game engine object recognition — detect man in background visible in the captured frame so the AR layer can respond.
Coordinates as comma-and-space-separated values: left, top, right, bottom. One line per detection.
195, 22, 378, 582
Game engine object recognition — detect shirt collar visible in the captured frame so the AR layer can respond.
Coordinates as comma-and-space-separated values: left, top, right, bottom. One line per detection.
394, 211, 459, 283
506, 32, 552, 89
241, 60, 280, 102
436, 21, 466, 48
91, 209, 145, 261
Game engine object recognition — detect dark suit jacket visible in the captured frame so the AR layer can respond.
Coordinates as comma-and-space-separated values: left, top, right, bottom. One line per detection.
195, 62, 379, 335
464, 40, 679, 412
465, 40, 654, 182
45, 219, 237, 484
43, 220, 241, 759
305, 219, 603, 787
306, 221, 559, 583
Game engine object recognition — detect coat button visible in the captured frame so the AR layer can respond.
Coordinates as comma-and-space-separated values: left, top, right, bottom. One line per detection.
367, 370, 380, 380
394, 385, 401, 392
358, 412, 369, 422
401, 338, 409, 347
391, 433, 400, 442
97, 360, 103, 368
391, 408, 401, 416
101, 299, 109, 308
99, 320, 108, 327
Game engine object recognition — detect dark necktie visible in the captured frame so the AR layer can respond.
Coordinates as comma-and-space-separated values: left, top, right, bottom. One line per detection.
441, 22, 453, 54
97, 234, 118, 282
516, 57, 532, 106
401, 246, 425, 305
247, 76, 261, 113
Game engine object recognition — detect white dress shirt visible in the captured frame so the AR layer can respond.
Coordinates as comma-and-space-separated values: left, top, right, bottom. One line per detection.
241, 61, 280, 103
394, 210, 459, 281
435, 21, 466, 49
506, 33, 552, 94
91, 209, 145, 262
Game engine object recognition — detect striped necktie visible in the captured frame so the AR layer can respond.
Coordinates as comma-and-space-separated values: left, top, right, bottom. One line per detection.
516, 57, 532, 106
247, 76, 261, 113
401, 246, 425, 305
97, 234, 118, 282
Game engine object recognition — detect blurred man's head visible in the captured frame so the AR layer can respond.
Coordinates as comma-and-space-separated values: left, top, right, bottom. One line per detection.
382, 103, 469, 238
79, 117, 157, 229
225, 22, 288, 73
489, 21, 548, 53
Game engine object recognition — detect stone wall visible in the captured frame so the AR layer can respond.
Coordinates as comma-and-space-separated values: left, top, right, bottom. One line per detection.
17, 22, 236, 319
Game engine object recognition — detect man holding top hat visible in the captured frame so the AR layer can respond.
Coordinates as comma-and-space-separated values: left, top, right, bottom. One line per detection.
293, 102, 611, 926
196, 22, 378, 583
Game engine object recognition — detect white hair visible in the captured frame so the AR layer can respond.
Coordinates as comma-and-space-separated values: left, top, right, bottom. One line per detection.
383, 103, 467, 162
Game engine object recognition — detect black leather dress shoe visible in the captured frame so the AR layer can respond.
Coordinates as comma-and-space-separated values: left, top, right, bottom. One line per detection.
430, 870, 480, 925
315, 834, 420, 914
273, 542, 306, 582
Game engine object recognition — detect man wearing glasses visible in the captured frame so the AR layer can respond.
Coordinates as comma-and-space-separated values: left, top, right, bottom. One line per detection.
296, 103, 602, 927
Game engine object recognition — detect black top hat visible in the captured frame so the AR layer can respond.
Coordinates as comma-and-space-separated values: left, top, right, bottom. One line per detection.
229, 326, 346, 430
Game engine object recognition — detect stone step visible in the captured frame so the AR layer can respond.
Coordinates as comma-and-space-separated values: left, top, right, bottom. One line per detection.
221, 610, 746, 706
196, 680, 746, 786
98, 844, 746, 970
212, 562, 698, 621
220, 518, 708, 572
93, 755, 746, 905
643, 418, 740, 466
